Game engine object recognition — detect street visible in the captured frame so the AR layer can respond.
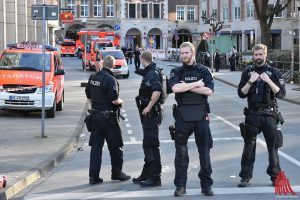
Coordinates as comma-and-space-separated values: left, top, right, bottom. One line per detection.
11, 57, 300, 200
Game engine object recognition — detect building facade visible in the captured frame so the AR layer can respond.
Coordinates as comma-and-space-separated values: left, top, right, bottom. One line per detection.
0, 0, 299, 53
198, 0, 298, 53
0, 0, 59, 50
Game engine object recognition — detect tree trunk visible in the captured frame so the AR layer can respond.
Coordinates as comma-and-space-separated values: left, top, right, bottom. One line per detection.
259, 19, 271, 47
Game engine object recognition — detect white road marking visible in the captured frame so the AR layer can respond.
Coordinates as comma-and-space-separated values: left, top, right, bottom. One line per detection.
126, 123, 131, 128
124, 118, 128, 122
127, 130, 132, 135
121, 109, 125, 113
215, 115, 300, 168
123, 137, 243, 145
23, 186, 300, 199
122, 114, 128, 117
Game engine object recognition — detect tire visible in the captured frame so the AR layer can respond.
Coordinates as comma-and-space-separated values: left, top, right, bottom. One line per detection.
71, 54, 74, 57
123, 71, 129, 78
170, 54, 176, 62
46, 100, 56, 118
56, 91, 64, 111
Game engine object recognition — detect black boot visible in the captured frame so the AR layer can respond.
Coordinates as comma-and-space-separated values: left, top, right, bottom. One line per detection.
174, 187, 186, 196
238, 178, 250, 187
111, 172, 131, 181
132, 175, 147, 184
201, 187, 213, 196
89, 177, 103, 185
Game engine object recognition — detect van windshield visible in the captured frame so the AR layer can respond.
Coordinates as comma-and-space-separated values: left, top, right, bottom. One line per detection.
102, 51, 124, 59
61, 42, 75, 46
0, 52, 51, 71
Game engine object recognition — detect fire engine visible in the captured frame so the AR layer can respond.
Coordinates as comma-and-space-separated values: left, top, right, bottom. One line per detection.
76, 28, 120, 59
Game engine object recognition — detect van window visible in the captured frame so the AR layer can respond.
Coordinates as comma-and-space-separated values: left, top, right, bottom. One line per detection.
0, 52, 51, 71
61, 41, 75, 46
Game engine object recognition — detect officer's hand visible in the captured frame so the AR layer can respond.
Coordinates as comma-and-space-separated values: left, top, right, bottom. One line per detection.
260, 72, 271, 83
195, 79, 205, 88
142, 107, 151, 116
249, 72, 259, 83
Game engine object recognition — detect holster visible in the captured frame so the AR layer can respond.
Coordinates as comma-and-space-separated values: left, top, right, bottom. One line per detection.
274, 127, 283, 148
239, 122, 247, 139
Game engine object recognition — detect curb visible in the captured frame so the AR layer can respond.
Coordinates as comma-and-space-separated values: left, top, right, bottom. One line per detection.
214, 76, 300, 106
0, 100, 89, 200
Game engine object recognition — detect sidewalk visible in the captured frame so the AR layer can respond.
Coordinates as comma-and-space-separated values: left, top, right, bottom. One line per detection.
0, 82, 88, 200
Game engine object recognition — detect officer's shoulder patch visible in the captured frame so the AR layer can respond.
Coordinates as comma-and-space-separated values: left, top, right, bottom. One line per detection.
279, 79, 285, 85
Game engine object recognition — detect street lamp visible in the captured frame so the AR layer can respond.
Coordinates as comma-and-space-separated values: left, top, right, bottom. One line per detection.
201, 13, 224, 72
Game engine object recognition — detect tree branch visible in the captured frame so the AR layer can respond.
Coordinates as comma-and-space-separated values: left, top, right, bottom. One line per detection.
266, 0, 292, 18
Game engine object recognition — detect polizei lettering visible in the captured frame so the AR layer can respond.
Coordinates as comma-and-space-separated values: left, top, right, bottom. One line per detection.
184, 77, 198, 82
90, 80, 101, 86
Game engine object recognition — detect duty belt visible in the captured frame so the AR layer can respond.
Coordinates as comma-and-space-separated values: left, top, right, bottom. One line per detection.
89, 109, 115, 118
249, 107, 275, 114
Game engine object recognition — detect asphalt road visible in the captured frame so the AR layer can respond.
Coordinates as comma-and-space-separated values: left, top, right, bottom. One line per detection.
13, 57, 300, 200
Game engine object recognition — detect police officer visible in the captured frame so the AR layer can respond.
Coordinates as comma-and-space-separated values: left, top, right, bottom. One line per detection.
169, 42, 214, 196
132, 51, 163, 187
237, 44, 286, 187
85, 55, 131, 184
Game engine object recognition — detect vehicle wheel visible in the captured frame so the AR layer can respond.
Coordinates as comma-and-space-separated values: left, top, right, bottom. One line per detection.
62, 54, 65, 57
123, 71, 129, 78
56, 91, 64, 111
71, 54, 74, 57
170, 54, 176, 62
46, 100, 56, 118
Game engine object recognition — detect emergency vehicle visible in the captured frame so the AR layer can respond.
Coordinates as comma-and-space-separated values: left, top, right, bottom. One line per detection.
98, 48, 129, 78
76, 28, 120, 59
81, 38, 115, 70
60, 39, 76, 57
0, 42, 65, 118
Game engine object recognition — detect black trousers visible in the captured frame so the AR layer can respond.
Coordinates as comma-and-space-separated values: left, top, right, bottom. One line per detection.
239, 113, 280, 181
134, 59, 140, 70
174, 114, 213, 189
89, 112, 124, 179
140, 113, 162, 181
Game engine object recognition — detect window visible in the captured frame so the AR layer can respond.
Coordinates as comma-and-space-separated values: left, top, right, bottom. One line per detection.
247, 3, 254, 18
201, 10, 207, 22
94, 0, 102, 17
67, 0, 76, 15
129, 4, 136, 18
176, 6, 185, 21
223, 7, 229, 20
235, 6, 240, 19
187, 6, 195, 21
274, 4, 283, 18
153, 4, 160, 19
141, 4, 148, 18
212, 9, 217, 17
80, 0, 89, 17
107, 0, 115, 17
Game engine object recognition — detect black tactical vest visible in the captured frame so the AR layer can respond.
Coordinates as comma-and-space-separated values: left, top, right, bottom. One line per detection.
176, 65, 205, 105
248, 65, 274, 105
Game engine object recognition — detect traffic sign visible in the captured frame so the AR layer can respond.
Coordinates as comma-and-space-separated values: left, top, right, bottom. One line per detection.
31, 5, 58, 20
114, 24, 120, 31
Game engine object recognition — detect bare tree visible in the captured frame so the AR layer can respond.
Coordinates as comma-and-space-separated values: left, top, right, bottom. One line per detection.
253, 0, 293, 47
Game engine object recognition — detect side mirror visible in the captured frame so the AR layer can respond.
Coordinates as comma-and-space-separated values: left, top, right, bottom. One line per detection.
55, 68, 65, 76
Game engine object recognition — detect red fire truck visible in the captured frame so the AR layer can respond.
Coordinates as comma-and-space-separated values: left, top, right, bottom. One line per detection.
76, 29, 120, 59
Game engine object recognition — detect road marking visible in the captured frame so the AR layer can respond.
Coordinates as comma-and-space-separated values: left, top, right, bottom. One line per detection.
123, 114, 128, 117
124, 118, 128, 122
127, 130, 132, 135
123, 137, 242, 145
215, 115, 300, 168
126, 123, 131, 128
23, 186, 300, 199
121, 109, 125, 113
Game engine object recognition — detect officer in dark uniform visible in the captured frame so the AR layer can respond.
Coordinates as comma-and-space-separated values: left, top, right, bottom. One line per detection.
85, 55, 131, 184
132, 50, 163, 187
237, 44, 286, 187
169, 42, 214, 196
